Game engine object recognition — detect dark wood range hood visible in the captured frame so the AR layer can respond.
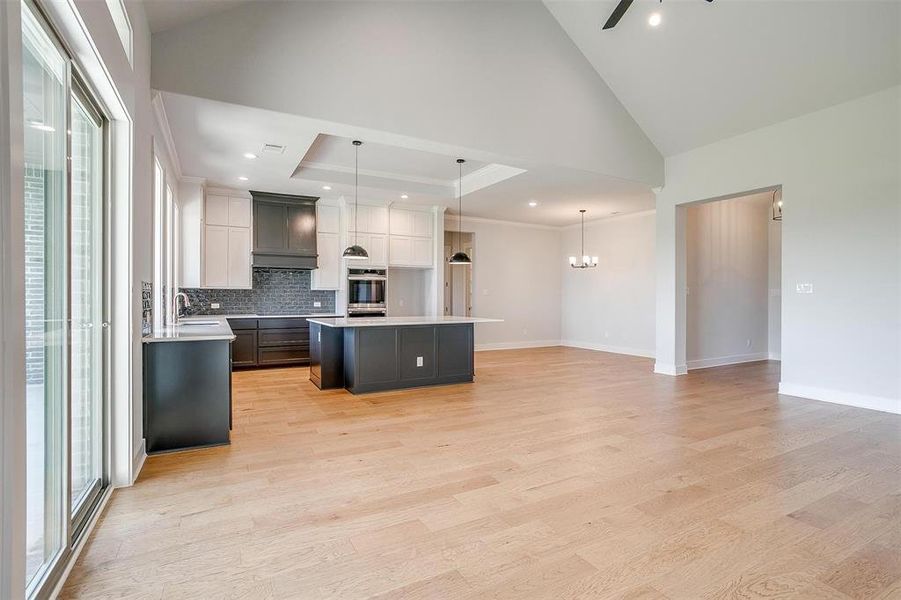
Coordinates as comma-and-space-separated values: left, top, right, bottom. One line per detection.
250, 191, 319, 269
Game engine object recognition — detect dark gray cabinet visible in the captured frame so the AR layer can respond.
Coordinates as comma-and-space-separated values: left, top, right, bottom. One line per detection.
227, 317, 312, 368
251, 191, 319, 269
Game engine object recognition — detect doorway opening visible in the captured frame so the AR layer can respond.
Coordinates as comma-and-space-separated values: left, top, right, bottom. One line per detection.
443, 231, 473, 316
684, 189, 782, 370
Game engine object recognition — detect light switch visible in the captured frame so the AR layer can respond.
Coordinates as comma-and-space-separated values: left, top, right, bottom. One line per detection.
796, 283, 814, 294
416, 356, 423, 367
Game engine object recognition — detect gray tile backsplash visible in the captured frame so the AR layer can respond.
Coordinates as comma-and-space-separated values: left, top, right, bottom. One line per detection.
181, 268, 337, 315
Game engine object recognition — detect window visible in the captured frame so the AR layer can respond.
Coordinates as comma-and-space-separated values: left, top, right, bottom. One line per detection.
21, 2, 111, 597
104, 0, 132, 67
152, 158, 178, 327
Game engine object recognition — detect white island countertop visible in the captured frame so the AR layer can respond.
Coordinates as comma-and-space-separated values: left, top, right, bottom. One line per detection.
307, 316, 503, 328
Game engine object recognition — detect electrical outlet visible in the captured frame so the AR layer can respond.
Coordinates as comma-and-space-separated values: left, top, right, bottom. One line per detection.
211, 302, 220, 309
416, 356, 423, 367
313, 301, 321, 308
796, 283, 814, 294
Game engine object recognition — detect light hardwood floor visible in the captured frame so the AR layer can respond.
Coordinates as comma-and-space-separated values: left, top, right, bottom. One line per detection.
61, 347, 901, 599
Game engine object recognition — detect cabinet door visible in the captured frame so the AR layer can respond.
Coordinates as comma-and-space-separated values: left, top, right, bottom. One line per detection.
317, 204, 340, 234
228, 227, 252, 288
312, 231, 341, 290
287, 203, 317, 256
390, 208, 413, 236
346, 205, 368, 234
228, 197, 252, 228
369, 206, 389, 234
412, 211, 432, 237
231, 330, 258, 367
203, 225, 229, 287
389, 235, 412, 266
205, 194, 229, 226
411, 237, 433, 266
254, 201, 287, 252
368, 234, 388, 267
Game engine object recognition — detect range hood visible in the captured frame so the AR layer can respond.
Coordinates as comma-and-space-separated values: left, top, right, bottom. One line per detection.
251, 191, 319, 270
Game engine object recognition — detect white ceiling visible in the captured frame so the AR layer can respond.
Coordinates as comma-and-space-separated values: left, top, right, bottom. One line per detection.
159, 92, 653, 226
143, 0, 249, 34
546, 0, 901, 156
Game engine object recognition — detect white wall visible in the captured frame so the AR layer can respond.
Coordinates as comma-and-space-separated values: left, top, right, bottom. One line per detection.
656, 86, 901, 413
149, 0, 662, 187
685, 195, 770, 368
560, 211, 656, 356
446, 217, 562, 350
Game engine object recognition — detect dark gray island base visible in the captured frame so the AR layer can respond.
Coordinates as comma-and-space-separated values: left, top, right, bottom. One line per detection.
309, 316, 500, 394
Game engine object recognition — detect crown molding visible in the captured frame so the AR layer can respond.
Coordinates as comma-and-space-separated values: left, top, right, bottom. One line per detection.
560, 208, 656, 230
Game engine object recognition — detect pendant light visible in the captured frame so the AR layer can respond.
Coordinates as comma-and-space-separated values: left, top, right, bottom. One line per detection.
448, 158, 472, 265
343, 140, 368, 260
771, 188, 783, 221
569, 209, 598, 269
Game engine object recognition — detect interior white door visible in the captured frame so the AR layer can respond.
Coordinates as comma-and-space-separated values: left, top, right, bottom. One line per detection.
227, 227, 252, 288
204, 225, 229, 287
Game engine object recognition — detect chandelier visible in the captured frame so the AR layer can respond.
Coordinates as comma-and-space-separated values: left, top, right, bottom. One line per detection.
569, 209, 598, 269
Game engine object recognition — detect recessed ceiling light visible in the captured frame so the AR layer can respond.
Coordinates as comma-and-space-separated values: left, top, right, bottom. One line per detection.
528, 201, 538, 207
322, 185, 332, 190
401, 194, 408, 199
243, 152, 257, 159
648, 12, 662, 27
238, 176, 248, 181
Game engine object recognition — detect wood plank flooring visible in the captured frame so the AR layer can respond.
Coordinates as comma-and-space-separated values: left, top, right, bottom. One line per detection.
60, 347, 901, 599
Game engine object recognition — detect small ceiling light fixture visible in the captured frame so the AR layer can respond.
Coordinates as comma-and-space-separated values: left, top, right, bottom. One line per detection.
237, 176, 249, 181
243, 152, 258, 159
772, 188, 783, 221
569, 210, 598, 269
400, 194, 409, 200
528, 201, 538, 207
648, 11, 662, 27
448, 159, 472, 266
343, 140, 369, 260
322, 185, 332, 190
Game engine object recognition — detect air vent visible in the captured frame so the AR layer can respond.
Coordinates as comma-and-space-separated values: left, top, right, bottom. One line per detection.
260, 143, 286, 155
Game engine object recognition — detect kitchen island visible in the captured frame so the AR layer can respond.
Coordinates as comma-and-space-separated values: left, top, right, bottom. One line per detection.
308, 316, 501, 394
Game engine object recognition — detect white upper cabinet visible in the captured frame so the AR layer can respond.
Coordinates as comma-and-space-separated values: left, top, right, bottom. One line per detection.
346, 204, 388, 235
312, 203, 342, 290
202, 192, 252, 288
388, 207, 434, 268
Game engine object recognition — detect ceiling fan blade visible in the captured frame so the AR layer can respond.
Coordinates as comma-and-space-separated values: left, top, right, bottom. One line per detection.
602, 0, 635, 30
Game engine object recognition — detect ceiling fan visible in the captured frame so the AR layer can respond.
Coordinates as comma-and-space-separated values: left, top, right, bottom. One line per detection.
602, 0, 714, 30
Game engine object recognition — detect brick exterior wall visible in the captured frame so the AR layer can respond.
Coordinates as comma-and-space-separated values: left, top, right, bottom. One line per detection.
181, 268, 337, 315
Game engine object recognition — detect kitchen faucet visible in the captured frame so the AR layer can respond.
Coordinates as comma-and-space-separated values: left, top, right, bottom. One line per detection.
172, 292, 191, 326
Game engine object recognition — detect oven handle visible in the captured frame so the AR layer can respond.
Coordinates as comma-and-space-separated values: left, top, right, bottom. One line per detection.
348, 275, 387, 281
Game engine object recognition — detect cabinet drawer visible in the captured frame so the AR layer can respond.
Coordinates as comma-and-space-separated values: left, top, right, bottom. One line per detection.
258, 317, 309, 330
257, 344, 310, 365
258, 328, 310, 347
227, 318, 258, 330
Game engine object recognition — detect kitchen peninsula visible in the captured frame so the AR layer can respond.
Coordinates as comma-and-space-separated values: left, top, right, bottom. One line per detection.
308, 316, 501, 394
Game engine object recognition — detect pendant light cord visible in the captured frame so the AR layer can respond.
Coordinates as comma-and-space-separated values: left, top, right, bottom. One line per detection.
458, 161, 463, 245
354, 142, 359, 245
581, 211, 585, 258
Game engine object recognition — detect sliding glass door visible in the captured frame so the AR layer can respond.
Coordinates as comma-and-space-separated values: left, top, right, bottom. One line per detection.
21, 1, 109, 596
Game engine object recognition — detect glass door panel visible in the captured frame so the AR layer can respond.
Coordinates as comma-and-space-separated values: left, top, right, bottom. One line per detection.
69, 87, 105, 524
22, 1, 68, 589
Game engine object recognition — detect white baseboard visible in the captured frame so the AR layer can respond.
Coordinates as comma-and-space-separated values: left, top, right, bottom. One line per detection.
687, 352, 770, 370
778, 382, 901, 415
560, 340, 655, 359
131, 439, 146, 485
654, 362, 688, 376
475, 340, 561, 351
768, 352, 781, 361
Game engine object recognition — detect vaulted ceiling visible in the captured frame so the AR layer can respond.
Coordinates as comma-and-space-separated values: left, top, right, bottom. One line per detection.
546, 0, 901, 156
